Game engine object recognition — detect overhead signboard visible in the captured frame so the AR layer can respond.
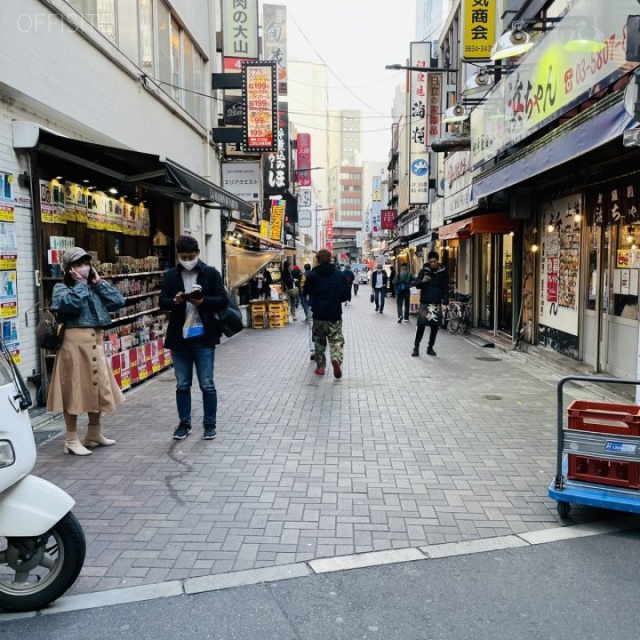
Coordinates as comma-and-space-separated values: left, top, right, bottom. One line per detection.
296, 133, 311, 186
222, 0, 259, 59
298, 208, 312, 228
408, 41, 430, 206
242, 61, 278, 153
263, 4, 289, 96
462, 0, 496, 61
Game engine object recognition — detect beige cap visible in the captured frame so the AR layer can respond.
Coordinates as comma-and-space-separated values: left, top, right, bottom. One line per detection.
62, 247, 91, 271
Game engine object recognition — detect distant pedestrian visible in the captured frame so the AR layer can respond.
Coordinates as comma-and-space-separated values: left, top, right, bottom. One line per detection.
388, 266, 396, 297
303, 249, 349, 378
281, 261, 297, 320
291, 264, 302, 308
159, 235, 228, 440
342, 264, 355, 305
412, 251, 448, 357
371, 264, 388, 313
299, 263, 313, 322
394, 263, 414, 323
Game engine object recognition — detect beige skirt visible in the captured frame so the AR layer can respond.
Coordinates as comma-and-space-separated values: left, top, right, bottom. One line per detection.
46, 328, 125, 415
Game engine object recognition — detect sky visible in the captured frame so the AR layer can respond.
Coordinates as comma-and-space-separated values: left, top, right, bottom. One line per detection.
271, 0, 418, 162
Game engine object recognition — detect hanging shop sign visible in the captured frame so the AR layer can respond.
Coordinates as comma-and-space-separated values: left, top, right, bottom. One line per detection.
262, 4, 288, 96
242, 61, 278, 153
270, 201, 285, 241
263, 102, 290, 194
222, 162, 262, 202
381, 209, 397, 230
297, 187, 311, 207
462, 0, 496, 61
222, 0, 259, 59
372, 175, 382, 236
409, 41, 430, 205
426, 73, 443, 147
296, 133, 311, 187
472, 0, 638, 167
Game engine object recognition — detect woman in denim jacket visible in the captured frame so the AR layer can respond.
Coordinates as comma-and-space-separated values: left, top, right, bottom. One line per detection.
47, 247, 126, 456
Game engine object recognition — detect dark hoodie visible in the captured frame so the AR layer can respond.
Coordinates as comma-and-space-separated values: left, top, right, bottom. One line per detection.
303, 263, 349, 321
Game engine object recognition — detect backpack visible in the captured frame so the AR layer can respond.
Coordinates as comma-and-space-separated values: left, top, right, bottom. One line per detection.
36, 309, 65, 351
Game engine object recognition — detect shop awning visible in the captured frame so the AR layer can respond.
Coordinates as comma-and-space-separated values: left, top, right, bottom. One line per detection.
438, 212, 518, 239
237, 226, 283, 249
471, 92, 633, 201
12, 121, 254, 217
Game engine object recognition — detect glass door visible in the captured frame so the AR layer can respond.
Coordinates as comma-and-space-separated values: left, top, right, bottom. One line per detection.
499, 234, 514, 335
478, 234, 493, 329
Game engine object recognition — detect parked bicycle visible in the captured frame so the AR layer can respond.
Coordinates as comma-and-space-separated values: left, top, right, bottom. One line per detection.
448, 292, 472, 334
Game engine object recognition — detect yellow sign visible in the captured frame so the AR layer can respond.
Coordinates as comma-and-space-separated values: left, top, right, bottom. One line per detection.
462, 0, 496, 60
270, 203, 284, 241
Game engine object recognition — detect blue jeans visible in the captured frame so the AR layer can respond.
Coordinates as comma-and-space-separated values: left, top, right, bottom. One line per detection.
171, 344, 217, 426
374, 287, 386, 311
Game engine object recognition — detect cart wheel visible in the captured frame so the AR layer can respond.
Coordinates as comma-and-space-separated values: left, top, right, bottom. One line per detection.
557, 502, 571, 518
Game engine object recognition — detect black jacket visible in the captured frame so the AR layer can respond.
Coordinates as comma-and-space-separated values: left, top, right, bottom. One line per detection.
414, 264, 449, 305
303, 263, 349, 321
371, 269, 388, 289
159, 260, 228, 350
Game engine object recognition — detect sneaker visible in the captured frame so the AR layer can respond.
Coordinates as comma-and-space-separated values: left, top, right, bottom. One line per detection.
427, 346, 437, 356
314, 368, 325, 375
173, 422, 192, 440
331, 359, 342, 379
203, 424, 217, 440
404, 319, 410, 323
379, 310, 384, 314
310, 352, 315, 361
397, 317, 403, 323
411, 347, 419, 357
375, 306, 379, 312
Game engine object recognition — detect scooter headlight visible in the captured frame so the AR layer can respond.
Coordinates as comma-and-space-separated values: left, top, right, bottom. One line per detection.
0, 440, 15, 467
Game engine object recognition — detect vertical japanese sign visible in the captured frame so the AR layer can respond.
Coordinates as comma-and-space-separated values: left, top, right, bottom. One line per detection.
426, 73, 443, 147
262, 4, 288, 96
263, 102, 290, 195
326, 218, 334, 251
462, 0, 496, 60
222, 0, 259, 60
296, 133, 311, 186
371, 175, 382, 237
270, 201, 285, 241
381, 210, 397, 230
242, 61, 278, 152
409, 42, 430, 206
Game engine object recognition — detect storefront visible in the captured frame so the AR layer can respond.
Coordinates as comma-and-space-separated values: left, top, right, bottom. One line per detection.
13, 122, 252, 402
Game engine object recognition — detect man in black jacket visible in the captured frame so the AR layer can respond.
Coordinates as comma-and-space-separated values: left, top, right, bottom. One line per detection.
412, 251, 449, 357
159, 235, 228, 440
303, 249, 349, 378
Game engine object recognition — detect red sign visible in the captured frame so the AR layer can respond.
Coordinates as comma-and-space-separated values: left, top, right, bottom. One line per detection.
381, 209, 397, 230
326, 219, 333, 239
547, 256, 559, 303
224, 56, 257, 72
296, 133, 311, 186
326, 241, 333, 251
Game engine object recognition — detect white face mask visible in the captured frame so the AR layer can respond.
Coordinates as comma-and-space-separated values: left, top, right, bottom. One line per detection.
75, 265, 91, 279
179, 258, 198, 271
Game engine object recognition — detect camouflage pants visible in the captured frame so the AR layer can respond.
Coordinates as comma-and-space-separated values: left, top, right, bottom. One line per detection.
312, 319, 344, 368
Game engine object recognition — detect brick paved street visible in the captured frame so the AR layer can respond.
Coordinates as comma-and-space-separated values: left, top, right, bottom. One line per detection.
31, 290, 620, 596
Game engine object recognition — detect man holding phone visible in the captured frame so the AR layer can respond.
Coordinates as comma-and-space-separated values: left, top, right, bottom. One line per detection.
159, 235, 228, 441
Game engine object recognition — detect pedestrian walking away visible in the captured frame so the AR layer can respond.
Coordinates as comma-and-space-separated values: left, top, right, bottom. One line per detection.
371, 264, 388, 313
303, 249, 349, 379
281, 260, 298, 321
388, 265, 396, 297
47, 247, 126, 456
394, 262, 414, 323
412, 251, 449, 357
342, 264, 355, 305
160, 235, 228, 441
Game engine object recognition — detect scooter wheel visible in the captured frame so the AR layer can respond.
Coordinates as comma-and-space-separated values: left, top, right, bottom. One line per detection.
0, 511, 86, 612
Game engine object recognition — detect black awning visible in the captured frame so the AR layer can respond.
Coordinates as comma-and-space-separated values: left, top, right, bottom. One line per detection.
14, 124, 253, 217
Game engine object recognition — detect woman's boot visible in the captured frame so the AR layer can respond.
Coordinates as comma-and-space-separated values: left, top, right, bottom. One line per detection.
83, 423, 116, 447
64, 433, 92, 455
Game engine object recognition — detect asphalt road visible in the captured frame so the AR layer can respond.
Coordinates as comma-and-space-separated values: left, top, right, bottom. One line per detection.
3, 530, 640, 640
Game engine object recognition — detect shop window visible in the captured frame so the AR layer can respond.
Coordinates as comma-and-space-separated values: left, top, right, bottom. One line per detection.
612, 223, 640, 319
170, 17, 182, 103
116, 0, 138, 64
157, 2, 172, 93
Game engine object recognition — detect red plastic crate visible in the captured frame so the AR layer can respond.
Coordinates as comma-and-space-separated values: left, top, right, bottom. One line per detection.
568, 455, 640, 489
567, 400, 640, 436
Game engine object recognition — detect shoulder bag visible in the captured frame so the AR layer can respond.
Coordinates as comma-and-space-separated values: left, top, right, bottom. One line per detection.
36, 309, 65, 351
215, 292, 244, 337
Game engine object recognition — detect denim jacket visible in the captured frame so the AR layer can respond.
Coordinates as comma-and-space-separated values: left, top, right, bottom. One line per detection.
51, 280, 125, 328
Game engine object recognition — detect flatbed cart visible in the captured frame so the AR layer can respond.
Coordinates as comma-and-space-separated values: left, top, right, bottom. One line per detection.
549, 375, 640, 518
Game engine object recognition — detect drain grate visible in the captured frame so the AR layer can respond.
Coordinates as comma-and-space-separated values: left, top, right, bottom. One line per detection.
34, 430, 62, 446
483, 394, 503, 400
475, 356, 502, 362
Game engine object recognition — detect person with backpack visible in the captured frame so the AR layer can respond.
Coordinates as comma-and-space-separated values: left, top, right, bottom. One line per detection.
394, 263, 414, 323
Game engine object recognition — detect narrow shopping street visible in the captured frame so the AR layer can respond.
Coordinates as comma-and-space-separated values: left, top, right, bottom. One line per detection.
30, 291, 625, 598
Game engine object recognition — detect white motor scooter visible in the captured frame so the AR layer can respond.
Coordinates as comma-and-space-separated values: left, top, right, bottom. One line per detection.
0, 337, 85, 612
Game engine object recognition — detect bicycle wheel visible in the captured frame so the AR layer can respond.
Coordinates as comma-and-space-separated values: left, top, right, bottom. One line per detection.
461, 306, 471, 333
448, 305, 461, 333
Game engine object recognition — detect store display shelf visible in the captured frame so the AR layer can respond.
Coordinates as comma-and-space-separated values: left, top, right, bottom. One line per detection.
103, 271, 166, 279
109, 307, 161, 324
124, 290, 161, 301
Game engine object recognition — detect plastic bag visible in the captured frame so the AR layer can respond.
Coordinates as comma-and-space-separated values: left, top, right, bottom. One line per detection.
182, 303, 205, 339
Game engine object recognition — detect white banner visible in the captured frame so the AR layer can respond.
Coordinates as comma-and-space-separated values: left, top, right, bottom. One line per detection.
222, 162, 262, 202
409, 41, 431, 205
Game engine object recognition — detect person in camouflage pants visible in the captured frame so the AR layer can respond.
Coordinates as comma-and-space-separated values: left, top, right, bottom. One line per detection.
302, 249, 349, 379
